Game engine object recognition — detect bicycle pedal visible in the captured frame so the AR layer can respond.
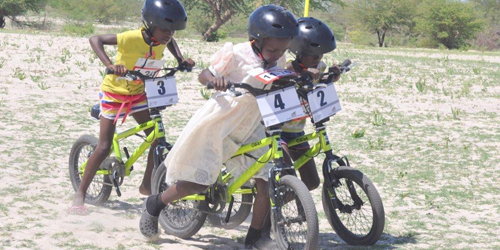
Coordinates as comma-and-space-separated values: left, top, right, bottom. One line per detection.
224, 195, 234, 223
112, 171, 122, 197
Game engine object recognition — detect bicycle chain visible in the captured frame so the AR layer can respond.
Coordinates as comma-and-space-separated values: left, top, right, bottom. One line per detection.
168, 200, 254, 216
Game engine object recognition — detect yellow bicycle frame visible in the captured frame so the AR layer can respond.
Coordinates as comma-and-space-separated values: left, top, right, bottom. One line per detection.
79, 116, 165, 176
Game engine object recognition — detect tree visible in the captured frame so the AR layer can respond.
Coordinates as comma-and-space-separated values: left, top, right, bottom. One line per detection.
470, 0, 500, 26
348, 0, 417, 47
416, 0, 483, 49
188, 0, 344, 41
0, 0, 48, 28
184, 0, 250, 41
470, 0, 500, 50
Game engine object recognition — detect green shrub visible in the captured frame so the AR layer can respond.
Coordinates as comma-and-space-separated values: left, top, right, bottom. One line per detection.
416, 0, 483, 49
62, 22, 94, 36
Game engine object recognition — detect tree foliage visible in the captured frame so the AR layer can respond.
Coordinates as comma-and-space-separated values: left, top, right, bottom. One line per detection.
0, 0, 48, 28
188, 0, 344, 41
416, 0, 483, 49
348, 0, 417, 47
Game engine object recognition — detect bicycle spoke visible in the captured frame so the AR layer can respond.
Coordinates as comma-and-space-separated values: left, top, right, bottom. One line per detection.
278, 188, 308, 250
335, 178, 373, 236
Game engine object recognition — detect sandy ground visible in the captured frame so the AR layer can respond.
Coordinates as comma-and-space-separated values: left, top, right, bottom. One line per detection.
0, 31, 499, 250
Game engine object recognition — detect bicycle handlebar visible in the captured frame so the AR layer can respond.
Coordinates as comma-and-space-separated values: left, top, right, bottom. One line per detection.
205, 59, 354, 96
105, 65, 192, 81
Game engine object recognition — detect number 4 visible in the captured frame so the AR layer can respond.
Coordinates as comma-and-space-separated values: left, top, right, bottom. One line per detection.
274, 94, 285, 110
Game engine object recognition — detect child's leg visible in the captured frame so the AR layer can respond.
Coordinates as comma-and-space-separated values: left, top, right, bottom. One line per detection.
131, 110, 158, 195
160, 181, 207, 206
140, 180, 207, 239
72, 117, 116, 206
287, 146, 320, 191
245, 178, 270, 246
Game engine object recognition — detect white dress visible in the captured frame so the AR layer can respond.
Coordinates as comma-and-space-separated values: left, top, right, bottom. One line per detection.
165, 42, 286, 185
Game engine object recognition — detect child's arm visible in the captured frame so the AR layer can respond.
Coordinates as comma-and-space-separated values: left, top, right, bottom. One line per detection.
167, 38, 195, 68
287, 60, 321, 83
198, 69, 228, 91
89, 34, 126, 76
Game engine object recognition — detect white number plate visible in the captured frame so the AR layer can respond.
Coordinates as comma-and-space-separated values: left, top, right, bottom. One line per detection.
307, 83, 342, 122
132, 58, 164, 78
248, 68, 297, 84
256, 86, 305, 127
145, 76, 178, 108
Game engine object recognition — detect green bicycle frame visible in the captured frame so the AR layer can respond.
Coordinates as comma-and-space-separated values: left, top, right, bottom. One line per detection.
80, 116, 165, 176
181, 134, 284, 201
286, 128, 332, 171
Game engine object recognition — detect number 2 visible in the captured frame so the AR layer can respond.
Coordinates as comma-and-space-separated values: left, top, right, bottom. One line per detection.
274, 94, 285, 110
157, 81, 166, 95
317, 90, 327, 107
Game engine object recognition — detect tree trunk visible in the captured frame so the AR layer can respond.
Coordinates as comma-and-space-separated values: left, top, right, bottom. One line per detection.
202, 9, 234, 41
0, 16, 5, 29
376, 29, 386, 47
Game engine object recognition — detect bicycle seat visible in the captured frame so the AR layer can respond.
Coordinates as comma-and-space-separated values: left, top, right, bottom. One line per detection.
90, 104, 100, 120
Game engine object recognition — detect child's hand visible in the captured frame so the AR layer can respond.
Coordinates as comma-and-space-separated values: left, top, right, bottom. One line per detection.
108, 64, 127, 76
209, 76, 229, 91
328, 65, 342, 82
303, 68, 321, 83
181, 58, 195, 68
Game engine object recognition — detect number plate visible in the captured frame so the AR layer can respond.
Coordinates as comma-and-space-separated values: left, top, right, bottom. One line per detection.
132, 58, 164, 78
256, 86, 305, 127
145, 76, 178, 108
307, 83, 342, 122
248, 68, 297, 84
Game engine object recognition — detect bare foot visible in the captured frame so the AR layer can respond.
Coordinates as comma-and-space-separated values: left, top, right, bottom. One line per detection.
72, 193, 85, 207
139, 184, 152, 196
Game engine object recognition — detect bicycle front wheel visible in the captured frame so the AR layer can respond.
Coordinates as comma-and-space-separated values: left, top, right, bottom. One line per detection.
322, 165, 385, 245
272, 175, 319, 250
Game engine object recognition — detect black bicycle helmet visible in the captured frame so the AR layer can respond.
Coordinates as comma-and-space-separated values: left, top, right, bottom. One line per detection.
142, 0, 187, 32
248, 5, 299, 49
290, 17, 336, 57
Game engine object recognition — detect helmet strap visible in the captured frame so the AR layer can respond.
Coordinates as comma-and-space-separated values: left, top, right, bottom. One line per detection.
144, 25, 160, 46
250, 40, 270, 68
291, 57, 307, 73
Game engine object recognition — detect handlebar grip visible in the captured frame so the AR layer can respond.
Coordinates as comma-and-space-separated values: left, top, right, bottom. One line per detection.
206, 81, 234, 90
206, 81, 214, 89
340, 59, 352, 68
105, 68, 114, 75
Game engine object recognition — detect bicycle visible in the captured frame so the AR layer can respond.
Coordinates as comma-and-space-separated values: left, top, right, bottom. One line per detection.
151, 76, 320, 250
68, 66, 190, 205
287, 59, 385, 245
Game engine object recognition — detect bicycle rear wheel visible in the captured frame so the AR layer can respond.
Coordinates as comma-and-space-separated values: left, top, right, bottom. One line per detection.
272, 175, 319, 250
68, 135, 112, 206
322, 165, 385, 245
151, 162, 207, 239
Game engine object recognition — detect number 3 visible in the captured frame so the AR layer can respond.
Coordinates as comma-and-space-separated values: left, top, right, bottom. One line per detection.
157, 81, 166, 95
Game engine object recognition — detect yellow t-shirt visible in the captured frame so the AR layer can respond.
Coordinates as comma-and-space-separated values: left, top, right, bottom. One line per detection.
101, 28, 166, 95
282, 61, 327, 133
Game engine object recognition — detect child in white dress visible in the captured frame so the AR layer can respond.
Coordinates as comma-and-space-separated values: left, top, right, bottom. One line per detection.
139, 5, 299, 248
